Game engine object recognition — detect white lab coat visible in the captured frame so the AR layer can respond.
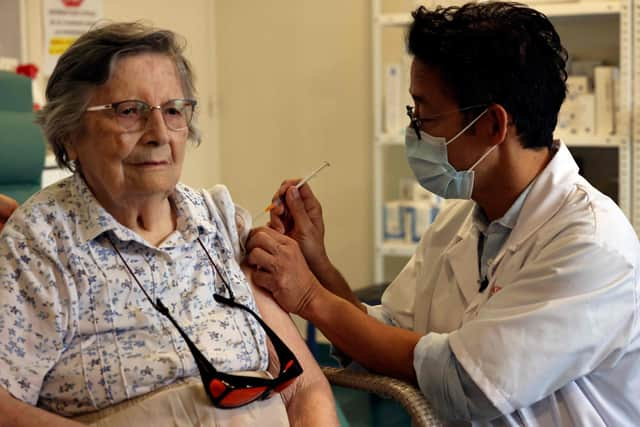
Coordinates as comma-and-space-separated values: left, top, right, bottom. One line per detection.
380, 142, 640, 426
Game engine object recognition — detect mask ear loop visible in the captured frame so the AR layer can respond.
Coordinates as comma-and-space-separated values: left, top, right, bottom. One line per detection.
443, 108, 495, 171
469, 144, 497, 171
445, 108, 489, 146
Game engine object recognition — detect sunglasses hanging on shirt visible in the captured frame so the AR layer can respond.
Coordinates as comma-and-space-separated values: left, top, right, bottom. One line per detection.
108, 235, 303, 409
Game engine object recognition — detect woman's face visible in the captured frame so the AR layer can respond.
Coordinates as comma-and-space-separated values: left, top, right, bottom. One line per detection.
69, 53, 189, 207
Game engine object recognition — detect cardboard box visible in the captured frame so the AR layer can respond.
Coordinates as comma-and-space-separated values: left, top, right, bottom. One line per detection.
566, 75, 589, 96
557, 93, 595, 135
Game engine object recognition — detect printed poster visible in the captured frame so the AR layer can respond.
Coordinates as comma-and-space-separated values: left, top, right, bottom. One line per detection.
43, 0, 102, 75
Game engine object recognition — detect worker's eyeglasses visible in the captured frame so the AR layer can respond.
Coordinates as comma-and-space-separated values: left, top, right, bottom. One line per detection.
86, 99, 197, 132
405, 104, 486, 140
109, 237, 303, 409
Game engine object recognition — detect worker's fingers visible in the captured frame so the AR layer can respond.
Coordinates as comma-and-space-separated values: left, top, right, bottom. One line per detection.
246, 227, 289, 256
246, 247, 277, 273
251, 268, 277, 292
0, 195, 18, 219
284, 187, 314, 233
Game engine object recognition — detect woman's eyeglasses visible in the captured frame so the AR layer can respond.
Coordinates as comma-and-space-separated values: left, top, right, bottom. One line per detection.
86, 99, 197, 132
109, 236, 303, 409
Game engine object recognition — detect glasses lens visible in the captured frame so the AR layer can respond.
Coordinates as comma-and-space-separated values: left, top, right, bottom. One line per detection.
115, 101, 147, 131
162, 99, 194, 131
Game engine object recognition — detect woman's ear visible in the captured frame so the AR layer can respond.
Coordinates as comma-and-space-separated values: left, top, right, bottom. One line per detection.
485, 104, 509, 146
65, 140, 78, 162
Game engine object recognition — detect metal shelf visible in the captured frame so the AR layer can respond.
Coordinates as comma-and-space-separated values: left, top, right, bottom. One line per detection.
376, 1, 622, 27
372, 0, 634, 282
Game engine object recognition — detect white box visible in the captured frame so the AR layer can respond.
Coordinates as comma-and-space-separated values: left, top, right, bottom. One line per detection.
402, 200, 439, 243
383, 201, 405, 241
594, 66, 617, 135
569, 59, 602, 81
566, 75, 589, 96
557, 93, 595, 135
384, 64, 403, 135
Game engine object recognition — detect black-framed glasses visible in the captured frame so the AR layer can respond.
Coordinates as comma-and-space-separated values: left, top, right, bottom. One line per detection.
109, 236, 303, 409
86, 99, 197, 132
405, 104, 487, 140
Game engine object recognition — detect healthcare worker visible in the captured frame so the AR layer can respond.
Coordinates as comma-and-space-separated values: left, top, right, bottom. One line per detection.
246, 2, 640, 425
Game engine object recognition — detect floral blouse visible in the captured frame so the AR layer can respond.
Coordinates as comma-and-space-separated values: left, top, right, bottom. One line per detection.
0, 174, 268, 416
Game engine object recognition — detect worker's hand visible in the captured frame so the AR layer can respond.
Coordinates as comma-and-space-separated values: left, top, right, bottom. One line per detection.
268, 180, 328, 270
0, 194, 18, 232
246, 226, 323, 316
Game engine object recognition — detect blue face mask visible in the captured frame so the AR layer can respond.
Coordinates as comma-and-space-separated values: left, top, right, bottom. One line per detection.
405, 109, 494, 199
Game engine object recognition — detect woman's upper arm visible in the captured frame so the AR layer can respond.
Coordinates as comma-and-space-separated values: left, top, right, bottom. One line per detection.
243, 265, 339, 426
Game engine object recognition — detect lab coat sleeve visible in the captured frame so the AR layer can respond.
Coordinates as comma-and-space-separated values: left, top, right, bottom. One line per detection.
378, 253, 419, 330
414, 332, 501, 421
448, 230, 637, 415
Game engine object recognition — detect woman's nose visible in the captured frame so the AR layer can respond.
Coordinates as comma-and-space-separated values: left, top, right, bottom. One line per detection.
143, 108, 170, 144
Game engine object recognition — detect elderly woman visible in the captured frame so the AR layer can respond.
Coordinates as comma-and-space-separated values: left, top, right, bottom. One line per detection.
0, 23, 337, 426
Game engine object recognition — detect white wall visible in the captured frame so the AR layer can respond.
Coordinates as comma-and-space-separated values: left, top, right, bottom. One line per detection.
214, 0, 373, 290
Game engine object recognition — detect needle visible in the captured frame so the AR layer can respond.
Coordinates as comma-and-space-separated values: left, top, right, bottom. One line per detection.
253, 161, 331, 221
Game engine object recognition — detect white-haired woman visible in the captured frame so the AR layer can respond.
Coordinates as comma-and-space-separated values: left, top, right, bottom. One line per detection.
0, 22, 337, 427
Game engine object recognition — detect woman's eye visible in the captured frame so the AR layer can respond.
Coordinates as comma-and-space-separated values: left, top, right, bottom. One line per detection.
164, 107, 182, 116
118, 104, 142, 117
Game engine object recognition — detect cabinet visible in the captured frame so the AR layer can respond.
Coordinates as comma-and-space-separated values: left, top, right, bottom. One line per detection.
372, 0, 633, 283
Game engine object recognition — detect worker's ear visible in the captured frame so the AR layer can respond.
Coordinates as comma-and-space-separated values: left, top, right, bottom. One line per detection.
484, 104, 509, 146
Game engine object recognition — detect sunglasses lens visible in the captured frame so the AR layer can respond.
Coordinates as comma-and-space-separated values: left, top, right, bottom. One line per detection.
209, 379, 227, 398
220, 386, 269, 407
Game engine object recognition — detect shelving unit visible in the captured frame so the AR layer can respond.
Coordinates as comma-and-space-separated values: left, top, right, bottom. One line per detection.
633, 0, 640, 234
371, 0, 634, 283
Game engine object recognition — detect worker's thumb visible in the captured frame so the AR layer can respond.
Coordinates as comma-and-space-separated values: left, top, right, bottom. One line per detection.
286, 187, 313, 231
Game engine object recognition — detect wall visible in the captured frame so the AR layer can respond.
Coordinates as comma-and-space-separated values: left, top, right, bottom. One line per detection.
20, 0, 220, 189
214, 0, 373, 290
0, 0, 22, 60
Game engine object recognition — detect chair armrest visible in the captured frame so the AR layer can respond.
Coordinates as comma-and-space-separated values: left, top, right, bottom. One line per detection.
322, 366, 442, 427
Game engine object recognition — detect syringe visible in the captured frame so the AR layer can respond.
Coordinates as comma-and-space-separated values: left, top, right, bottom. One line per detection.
253, 161, 331, 221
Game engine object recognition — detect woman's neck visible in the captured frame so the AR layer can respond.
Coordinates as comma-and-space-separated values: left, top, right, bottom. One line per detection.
108, 194, 177, 246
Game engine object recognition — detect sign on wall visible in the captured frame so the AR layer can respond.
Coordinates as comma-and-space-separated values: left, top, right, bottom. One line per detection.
43, 0, 102, 75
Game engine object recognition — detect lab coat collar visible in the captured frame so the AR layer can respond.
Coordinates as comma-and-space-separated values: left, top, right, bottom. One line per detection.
447, 205, 482, 305
490, 140, 579, 270
445, 141, 578, 304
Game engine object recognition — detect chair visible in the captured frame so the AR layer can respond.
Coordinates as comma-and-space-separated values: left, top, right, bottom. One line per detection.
323, 366, 443, 427
0, 70, 46, 203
